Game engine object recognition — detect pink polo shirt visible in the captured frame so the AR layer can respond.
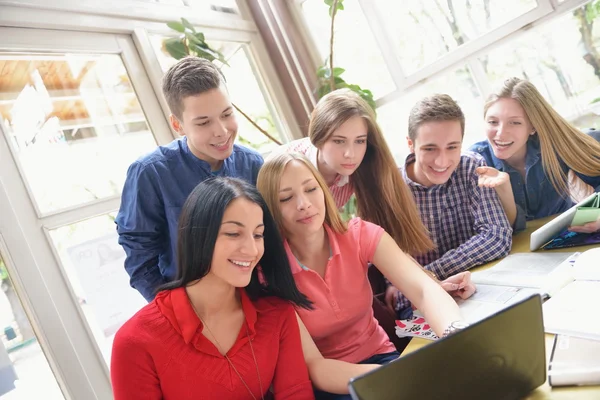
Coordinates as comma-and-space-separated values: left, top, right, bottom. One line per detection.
284, 218, 395, 363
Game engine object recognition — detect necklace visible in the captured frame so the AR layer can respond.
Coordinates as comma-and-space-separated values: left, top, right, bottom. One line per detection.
189, 299, 265, 400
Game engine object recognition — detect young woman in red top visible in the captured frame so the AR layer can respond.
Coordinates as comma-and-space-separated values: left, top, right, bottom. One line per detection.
110, 177, 315, 400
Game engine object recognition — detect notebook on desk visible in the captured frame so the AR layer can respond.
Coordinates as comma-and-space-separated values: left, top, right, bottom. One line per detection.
349, 294, 546, 400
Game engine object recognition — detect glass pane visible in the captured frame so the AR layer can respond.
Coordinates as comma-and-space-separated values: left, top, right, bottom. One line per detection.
0, 255, 65, 399
0, 54, 158, 214
300, 0, 397, 99
150, 35, 282, 153
377, 0, 538, 75
480, 2, 600, 130
376, 65, 483, 163
48, 213, 146, 365
187, 0, 239, 14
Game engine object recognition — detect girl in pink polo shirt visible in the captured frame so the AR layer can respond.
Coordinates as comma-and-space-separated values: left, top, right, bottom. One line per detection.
257, 153, 469, 400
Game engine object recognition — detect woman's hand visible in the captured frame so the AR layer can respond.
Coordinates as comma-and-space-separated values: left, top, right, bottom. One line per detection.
569, 218, 600, 233
475, 166, 510, 188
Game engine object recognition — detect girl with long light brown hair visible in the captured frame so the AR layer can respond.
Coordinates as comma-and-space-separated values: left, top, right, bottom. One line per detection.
470, 77, 600, 233
280, 88, 433, 256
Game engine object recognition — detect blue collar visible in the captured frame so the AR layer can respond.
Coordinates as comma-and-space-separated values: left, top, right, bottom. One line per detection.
489, 136, 541, 173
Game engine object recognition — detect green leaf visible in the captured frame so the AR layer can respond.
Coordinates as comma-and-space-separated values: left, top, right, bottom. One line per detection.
167, 21, 185, 33
317, 66, 328, 78
185, 32, 202, 45
317, 84, 331, 99
164, 38, 189, 59
324, 0, 333, 5
332, 67, 345, 77
181, 18, 195, 32
193, 47, 217, 62
196, 32, 205, 42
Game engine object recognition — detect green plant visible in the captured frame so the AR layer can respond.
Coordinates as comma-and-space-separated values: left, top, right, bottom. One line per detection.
164, 18, 282, 146
316, 0, 376, 111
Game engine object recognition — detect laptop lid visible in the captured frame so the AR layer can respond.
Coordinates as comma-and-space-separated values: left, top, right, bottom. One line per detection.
348, 294, 546, 400
530, 193, 597, 251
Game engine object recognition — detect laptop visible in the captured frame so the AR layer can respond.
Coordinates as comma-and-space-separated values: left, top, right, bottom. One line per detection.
348, 294, 546, 400
530, 193, 598, 251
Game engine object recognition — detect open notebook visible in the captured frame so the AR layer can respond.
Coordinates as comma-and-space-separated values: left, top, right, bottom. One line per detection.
396, 250, 599, 341
542, 248, 600, 340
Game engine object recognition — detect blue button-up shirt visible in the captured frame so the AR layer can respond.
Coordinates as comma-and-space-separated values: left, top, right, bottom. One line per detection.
115, 137, 263, 301
469, 132, 600, 233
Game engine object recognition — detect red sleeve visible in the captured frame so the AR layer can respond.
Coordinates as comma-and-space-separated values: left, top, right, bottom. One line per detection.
110, 323, 162, 400
272, 304, 315, 400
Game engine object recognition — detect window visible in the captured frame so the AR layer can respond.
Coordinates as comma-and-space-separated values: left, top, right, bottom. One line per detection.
294, 0, 600, 160
481, 5, 600, 130
133, 0, 239, 13
377, 0, 538, 75
0, 53, 158, 214
298, 0, 397, 99
377, 65, 483, 163
150, 34, 286, 153
0, 254, 65, 400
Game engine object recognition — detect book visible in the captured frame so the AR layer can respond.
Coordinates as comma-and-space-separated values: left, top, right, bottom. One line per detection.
395, 250, 599, 341
542, 248, 600, 340
549, 335, 600, 387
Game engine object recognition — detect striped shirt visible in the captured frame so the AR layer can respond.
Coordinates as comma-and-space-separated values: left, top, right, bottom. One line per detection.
394, 152, 513, 312
280, 138, 355, 209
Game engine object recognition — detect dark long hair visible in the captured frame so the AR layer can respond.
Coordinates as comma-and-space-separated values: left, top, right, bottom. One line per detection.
158, 177, 311, 309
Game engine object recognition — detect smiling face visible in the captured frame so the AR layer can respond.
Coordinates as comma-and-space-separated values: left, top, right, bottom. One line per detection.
170, 86, 238, 171
277, 160, 326, 238
407, 120, 462, 187
485, 97, 535, 166
318, 116, 368, 178
208, 197, 265, 288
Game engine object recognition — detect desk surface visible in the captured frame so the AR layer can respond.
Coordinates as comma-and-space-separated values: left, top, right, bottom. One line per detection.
400, 217, 600, 399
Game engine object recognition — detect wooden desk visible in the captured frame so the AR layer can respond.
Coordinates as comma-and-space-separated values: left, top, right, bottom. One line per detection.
401, 217, 600, 399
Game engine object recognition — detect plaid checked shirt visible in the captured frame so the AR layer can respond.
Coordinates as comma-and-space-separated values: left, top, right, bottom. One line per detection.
394, 152, 513, 313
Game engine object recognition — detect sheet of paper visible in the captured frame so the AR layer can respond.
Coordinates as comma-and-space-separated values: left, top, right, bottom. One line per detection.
543, 281, 600, 341
471, 252, 577, 290
456, 285, 541, 324
573, 248, 600, 281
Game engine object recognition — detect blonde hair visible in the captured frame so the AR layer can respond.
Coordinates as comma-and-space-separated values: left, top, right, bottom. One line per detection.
484, 77, 600, 194
309, 88, 434, 255
257, 152, 347, 236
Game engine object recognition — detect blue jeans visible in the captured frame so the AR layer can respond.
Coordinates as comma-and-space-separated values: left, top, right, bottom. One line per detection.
313, 351, 401, 400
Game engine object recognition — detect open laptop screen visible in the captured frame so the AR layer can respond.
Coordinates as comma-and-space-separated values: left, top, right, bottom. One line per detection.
348, 294, 546, 400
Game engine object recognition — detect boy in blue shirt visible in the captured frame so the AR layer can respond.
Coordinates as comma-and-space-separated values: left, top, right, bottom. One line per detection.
116, 56, 263, 301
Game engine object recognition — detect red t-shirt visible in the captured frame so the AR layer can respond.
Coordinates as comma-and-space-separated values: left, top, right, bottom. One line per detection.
111, 287, 314, 399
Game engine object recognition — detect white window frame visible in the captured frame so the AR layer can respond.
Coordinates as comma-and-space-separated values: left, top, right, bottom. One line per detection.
0, 26, 178, 398
291, 0, 595, 108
